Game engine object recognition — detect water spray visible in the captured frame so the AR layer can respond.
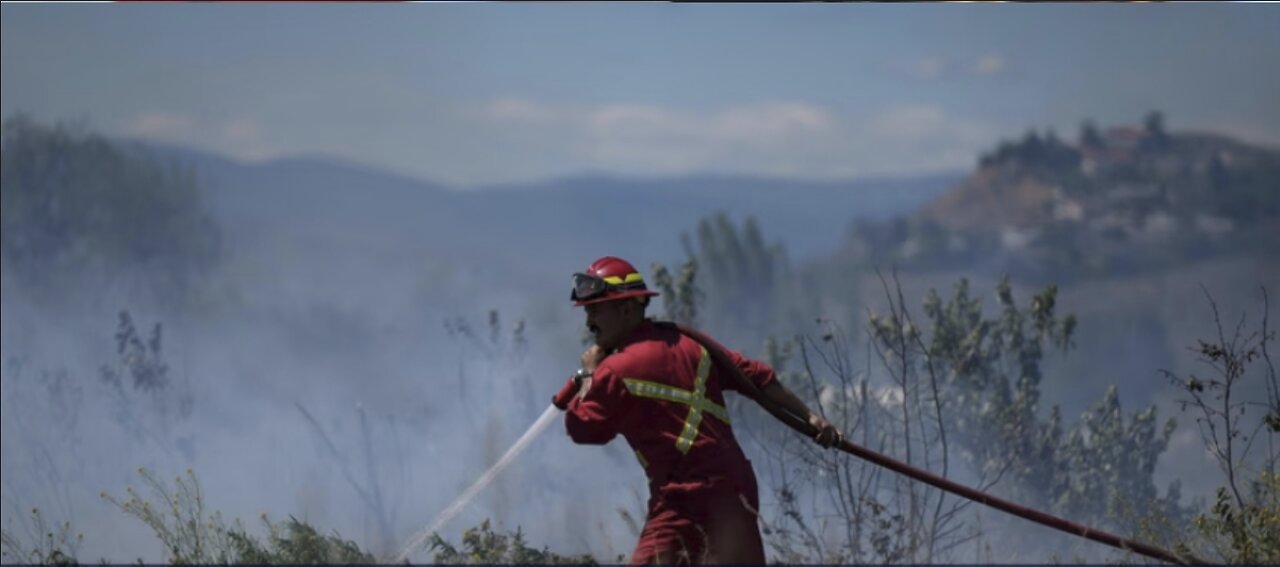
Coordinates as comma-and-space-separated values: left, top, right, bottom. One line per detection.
388, 403, 561, 564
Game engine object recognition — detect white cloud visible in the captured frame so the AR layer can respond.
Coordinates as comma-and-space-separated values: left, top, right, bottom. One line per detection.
577, 102, 841, 174
127, 111, 194, 139
122, 112, 276, 162
973, 54, 1008, 77
484, 98, 835, 141
221, 118, 273, 161
472, 98, 843, 175
578, 104, 714, 172
586, 104, 694, 137
711, 102, 834, 144
223, 118, 263, 144
469, 97, 998, 179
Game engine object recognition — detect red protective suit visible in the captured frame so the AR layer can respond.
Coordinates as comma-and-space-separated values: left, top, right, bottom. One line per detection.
561, 321, 773, 565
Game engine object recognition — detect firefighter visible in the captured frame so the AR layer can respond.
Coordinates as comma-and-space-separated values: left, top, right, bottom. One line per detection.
553, 256, 841, 565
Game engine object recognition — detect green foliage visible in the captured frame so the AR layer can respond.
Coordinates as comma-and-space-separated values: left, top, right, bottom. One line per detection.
661, 212, 812, 350
101, 467, 376, 565
875, 276, 1185, 535
97, 310, 195, 460
649, 258, 701, 327
1189, 473, 1280, 564
978, 128, 1083, 172
1079, 120, 1103, 150
1144, 110, 1168, 144
0, 115, 220, 303
1161, 288, 1278, 564
0, 508, 81, 565
226, 516, 376, 565
896, 277, 1075, 499
1055, 386, 1183, 531
101, 467, 238, 564
444, 309, 529, 362
427, 519, 598, 565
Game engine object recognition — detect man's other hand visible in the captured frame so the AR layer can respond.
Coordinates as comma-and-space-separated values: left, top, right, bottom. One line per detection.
809, 414, 843, 449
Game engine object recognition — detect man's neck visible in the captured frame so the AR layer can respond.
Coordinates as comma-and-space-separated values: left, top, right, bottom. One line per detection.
611, 317, 648, 351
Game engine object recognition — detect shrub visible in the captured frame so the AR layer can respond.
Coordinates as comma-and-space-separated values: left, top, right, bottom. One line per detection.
427, 519, 599, 565
0, 508, 81, 565
101, 467, 375, 564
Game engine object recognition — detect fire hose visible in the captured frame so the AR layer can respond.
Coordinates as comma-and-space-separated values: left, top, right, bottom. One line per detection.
563, 322, 1210, 565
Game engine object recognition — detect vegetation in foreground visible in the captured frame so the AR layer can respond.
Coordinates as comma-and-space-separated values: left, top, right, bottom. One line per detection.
3, 280, 1274, 565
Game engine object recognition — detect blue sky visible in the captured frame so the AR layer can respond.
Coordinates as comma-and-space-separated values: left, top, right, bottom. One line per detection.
3, 3, 1278, 187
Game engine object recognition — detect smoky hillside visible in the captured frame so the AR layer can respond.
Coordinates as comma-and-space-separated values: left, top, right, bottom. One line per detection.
2, 113, 1277, 563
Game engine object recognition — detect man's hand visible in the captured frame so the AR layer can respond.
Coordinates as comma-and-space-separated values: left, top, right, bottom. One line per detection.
576, 376, 593, 401
552, 376, 579, 410
809, 414, 843, 449
581, 344, 608, 373
567, 345, 608, 403
758, 382, 844, 449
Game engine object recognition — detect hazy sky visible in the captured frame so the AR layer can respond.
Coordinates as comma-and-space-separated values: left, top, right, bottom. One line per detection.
4, 3, 1278, 187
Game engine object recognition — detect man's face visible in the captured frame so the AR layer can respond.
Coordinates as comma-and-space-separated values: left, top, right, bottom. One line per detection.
584, 299, 630, 350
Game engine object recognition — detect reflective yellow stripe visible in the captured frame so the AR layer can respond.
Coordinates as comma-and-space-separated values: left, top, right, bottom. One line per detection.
621, 347, 728, 455
622, 377, 730, 424
674, 348, 713, 454
623, 379, 693, 404
602, 272, 644, 285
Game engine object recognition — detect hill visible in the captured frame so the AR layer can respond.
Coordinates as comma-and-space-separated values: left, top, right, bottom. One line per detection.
838, 113, 1280, 283
137, 140, 959, 279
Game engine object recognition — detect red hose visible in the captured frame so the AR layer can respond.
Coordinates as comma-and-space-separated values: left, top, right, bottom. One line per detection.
668, 322, 1208, 566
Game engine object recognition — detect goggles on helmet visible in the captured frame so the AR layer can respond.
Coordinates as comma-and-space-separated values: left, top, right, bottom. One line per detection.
571, 272, 646, 302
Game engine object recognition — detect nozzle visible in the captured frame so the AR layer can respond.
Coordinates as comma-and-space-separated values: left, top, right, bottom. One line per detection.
552, 376, 579, 410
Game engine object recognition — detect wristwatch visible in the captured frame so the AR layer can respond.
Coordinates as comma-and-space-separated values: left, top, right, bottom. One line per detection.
573, 367, 593, 385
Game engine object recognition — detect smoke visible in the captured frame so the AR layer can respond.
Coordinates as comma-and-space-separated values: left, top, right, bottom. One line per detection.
0, 196, 650, 562
2, 143, 1274, 563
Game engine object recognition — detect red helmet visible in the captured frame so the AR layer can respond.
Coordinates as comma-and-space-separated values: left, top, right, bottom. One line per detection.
571, 256, 660, 306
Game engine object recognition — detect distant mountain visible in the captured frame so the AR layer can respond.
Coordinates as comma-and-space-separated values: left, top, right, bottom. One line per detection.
131, 143, 457, 229
131, 140, 961, 275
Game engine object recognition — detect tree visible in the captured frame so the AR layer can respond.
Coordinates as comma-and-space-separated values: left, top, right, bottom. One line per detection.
1143, 110, 1169, 151
1079, 120, 1103, 150
677, 212, 808, 348
1144, 110, 1166, 139
1, 115, 220, 305
902, 277, 1185, 535
649, 258, 701, 327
